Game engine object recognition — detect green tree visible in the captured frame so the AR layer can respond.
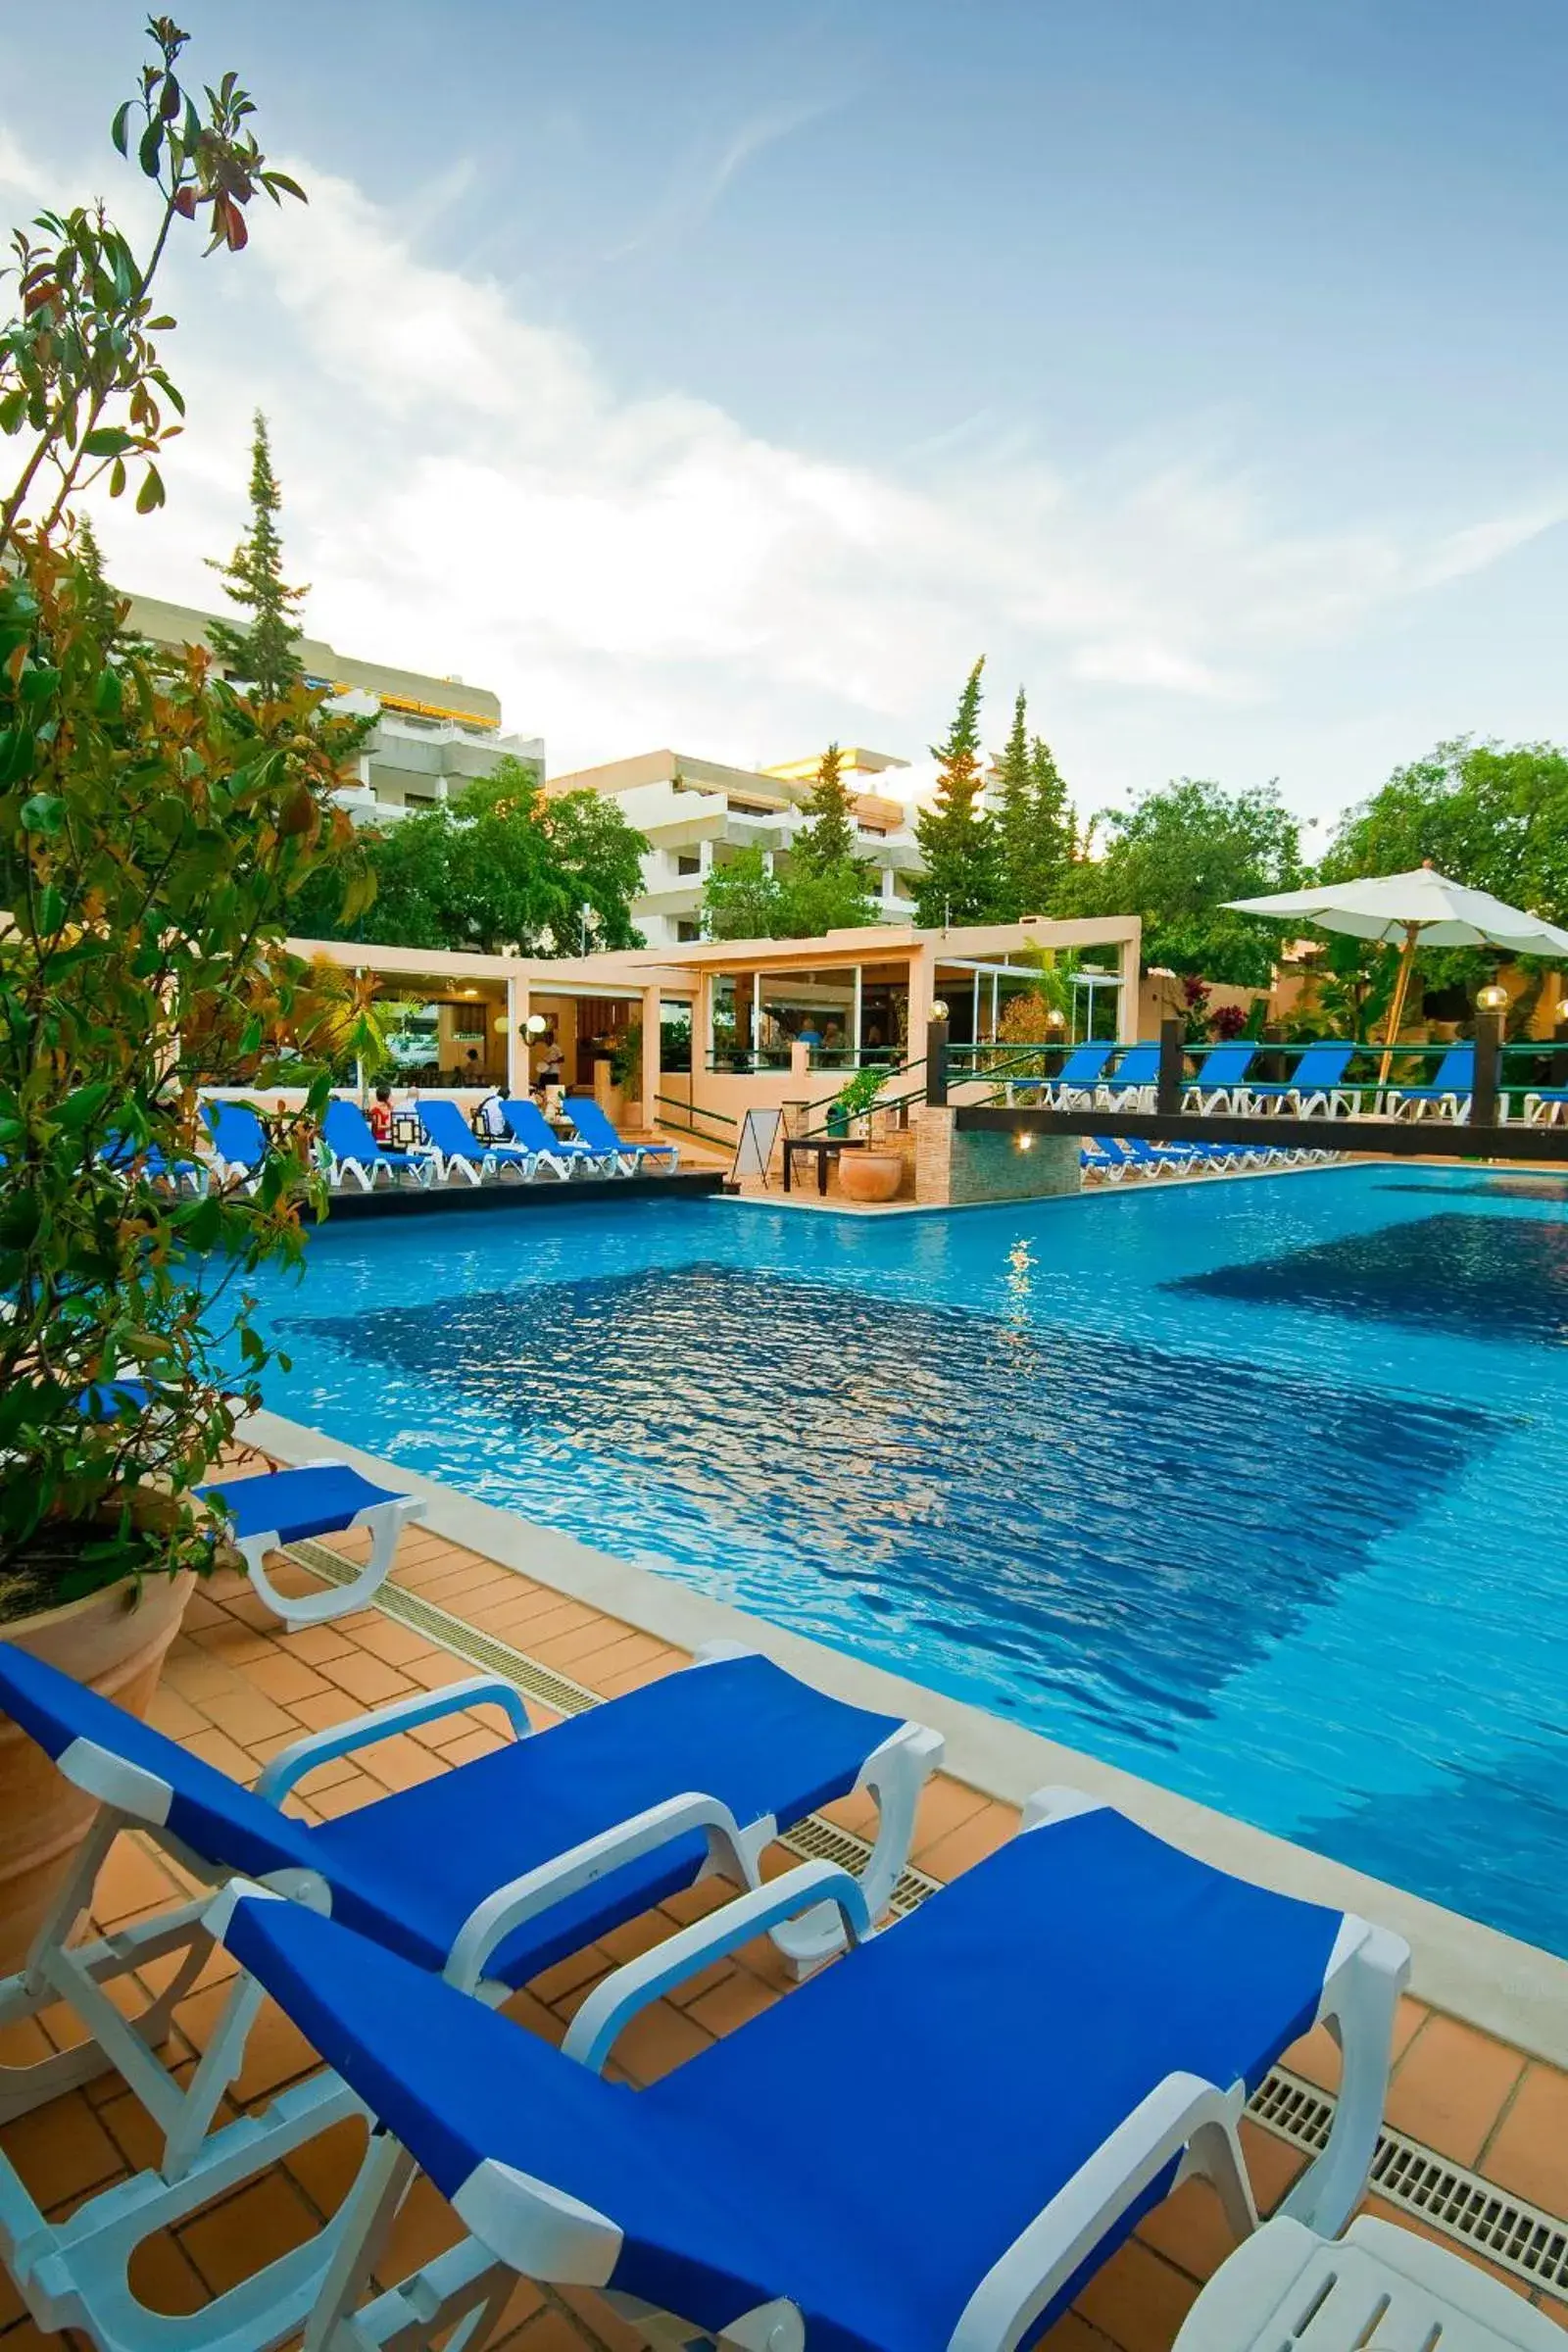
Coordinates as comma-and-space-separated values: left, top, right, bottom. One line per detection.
783, 742, 877, 932
782, 861, 876, 935
1323, 737, 1568, 921
991, 692, 1075, 919
1026, 732, 1075, 910
914, 657, 999, 926
289, 758, 648, 956
0, 20, 352, 1607
993, 689, 1032, 920
1316, 736, 1568, 1026
205, 410, 306, 697
795, 742, 857, 872
702, 846, 786, 940
1058, 777, 1301, 985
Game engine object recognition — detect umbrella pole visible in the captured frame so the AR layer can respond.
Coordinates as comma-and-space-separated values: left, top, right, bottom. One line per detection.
1377, 925, 1419, 1088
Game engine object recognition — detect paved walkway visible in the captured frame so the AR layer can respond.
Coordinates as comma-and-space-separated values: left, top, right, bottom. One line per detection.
3, 1507, 1564, 2352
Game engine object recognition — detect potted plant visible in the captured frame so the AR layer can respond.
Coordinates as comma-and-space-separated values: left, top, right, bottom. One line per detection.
0, 20, 368, 1969
827, 1066, 904, 1201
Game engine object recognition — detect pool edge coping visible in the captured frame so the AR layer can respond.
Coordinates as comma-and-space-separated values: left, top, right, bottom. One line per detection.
245, 1403, 1568, 2069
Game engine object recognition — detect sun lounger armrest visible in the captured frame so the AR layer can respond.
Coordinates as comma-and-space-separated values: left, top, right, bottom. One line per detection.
564, 1859, 873, 2076
254, 1675, 534, 1803
444, 1790, 764, 1994
949, 2073, 1254, 2352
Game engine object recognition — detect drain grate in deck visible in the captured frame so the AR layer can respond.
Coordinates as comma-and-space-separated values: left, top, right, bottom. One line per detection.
1244, 2066, 1568, 2301
285, 1540, 1568, 2292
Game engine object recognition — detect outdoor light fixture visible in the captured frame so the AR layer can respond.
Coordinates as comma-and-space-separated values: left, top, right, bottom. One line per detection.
524, 1012, 549, 1038
1556, 997, 1568, 1024
1045, 1006, 1066, 1031
1477, 983, 1509, 1013
492, 1015, 510, 1035
930, 999, 950, 1022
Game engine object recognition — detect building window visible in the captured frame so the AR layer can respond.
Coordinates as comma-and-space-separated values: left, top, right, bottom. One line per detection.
676, 919, 701, 942
709, 971, 757, 1068
676, 852, 702, 876
759, 969, 857, 1068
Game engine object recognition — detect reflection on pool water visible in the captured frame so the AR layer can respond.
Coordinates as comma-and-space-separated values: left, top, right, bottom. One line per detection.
241, 1163, 1568, 1958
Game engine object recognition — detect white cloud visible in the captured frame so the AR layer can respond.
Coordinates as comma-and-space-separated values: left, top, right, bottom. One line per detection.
47, 150, 1565, 816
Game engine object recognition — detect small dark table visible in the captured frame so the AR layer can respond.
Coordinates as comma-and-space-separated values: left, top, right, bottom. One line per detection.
782, 1135, 865, 1195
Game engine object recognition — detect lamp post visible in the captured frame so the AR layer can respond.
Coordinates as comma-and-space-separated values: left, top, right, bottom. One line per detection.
1474, 983, 1507, 1128
927, 998, 950, 1106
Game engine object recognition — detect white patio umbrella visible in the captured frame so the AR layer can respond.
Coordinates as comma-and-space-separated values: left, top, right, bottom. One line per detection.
1226, 863, 1568, 1084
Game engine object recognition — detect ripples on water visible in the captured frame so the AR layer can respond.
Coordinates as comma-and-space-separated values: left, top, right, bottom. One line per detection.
269, 1178, 1568, 1958
291, 1263, 1495, 1745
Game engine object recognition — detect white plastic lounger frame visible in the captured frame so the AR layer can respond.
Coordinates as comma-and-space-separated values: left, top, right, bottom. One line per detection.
0, 1646, 940, 2352
431, 1144, 492, 1187
331, 1150, 436, 1194
284, 1785, 1408, 2352
1171, 2214, 1565, 2352
217, 1459, 427, 1631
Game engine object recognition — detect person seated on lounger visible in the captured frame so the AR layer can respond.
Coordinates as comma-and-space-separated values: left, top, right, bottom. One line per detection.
473, 1089, 509, 1141
367, 1086, 395, 1146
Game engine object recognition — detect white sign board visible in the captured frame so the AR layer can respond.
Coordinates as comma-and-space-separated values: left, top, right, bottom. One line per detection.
733, 1106, 783, 1187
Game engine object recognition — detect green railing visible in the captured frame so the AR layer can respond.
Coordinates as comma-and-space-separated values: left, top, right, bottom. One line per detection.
653, 1093, 739, 1151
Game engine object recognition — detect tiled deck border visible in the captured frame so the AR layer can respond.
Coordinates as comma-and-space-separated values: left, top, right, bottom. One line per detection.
4, 1494, 1565, 2352
248, 1406, 1568, 2068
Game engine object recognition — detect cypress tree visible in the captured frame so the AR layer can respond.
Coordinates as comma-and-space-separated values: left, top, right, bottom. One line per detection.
993, 687, 1032, 919
71, 514, 136, 649
1023, 732, 1075, 911
794, 741, 858, 873
205, 411, 307, 698
913, 657, 999, 926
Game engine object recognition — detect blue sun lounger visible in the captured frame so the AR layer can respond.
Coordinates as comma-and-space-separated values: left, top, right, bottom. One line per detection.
203, 1099, 270, 1188
1089, 1134, 1194, 1180
1385, 1044, 1474, 1122
1046, 1043, 1114, 1105
201, 1792, 1406, 2352
1245, 1043, 1359, 1118
1183, 1045, 1255, 1115
194, 1459, 427, 1628
100, 1133, 207, 1195
0, 1642, 940, 2352
321, 1100, 437, 1191
415, 1098, 531, 1185
564, 1098, 679, 1174
501, 1096, 608, 1178
1096, 1043, 1160, 1108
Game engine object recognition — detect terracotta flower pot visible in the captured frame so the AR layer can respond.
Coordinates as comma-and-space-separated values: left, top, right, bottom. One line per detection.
0, 1570, 193, 1975
838, 1151, 904, 1204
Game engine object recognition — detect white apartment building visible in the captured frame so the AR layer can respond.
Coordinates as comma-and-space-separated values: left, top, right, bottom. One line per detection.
544, 746, 923, 948
123, 592, 545, 826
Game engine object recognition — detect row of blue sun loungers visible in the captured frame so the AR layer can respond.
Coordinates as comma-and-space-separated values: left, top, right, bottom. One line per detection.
1042, 1041, 1486, 1120
197, 1094, 678, 1194
1081, 1133, 1342, 1183
0, 1623, 1412, 2352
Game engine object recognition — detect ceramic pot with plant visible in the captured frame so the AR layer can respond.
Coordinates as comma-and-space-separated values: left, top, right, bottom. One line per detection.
827, 1062, 886, 1139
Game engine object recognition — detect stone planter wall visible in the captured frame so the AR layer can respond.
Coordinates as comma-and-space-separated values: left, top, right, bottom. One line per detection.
914, 1107, 1080, 1206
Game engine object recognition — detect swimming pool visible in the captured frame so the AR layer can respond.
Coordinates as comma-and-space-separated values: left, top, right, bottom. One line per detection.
241, 1165, 1568, 1959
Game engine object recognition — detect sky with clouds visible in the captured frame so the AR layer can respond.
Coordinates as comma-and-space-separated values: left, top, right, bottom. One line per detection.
5, 0, 1567, 832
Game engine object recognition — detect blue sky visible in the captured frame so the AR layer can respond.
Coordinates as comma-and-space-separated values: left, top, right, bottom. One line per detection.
5, 1, 1567, 827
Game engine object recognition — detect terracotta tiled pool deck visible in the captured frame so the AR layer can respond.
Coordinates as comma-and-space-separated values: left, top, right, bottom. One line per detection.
3, 1502, 1565, 2352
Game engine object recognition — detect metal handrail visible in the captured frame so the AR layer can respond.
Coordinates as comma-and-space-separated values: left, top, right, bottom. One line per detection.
653, 1092, 739, 1149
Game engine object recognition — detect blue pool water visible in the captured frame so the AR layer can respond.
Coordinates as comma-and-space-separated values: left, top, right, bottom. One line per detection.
240, 1166, 1568, 1957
